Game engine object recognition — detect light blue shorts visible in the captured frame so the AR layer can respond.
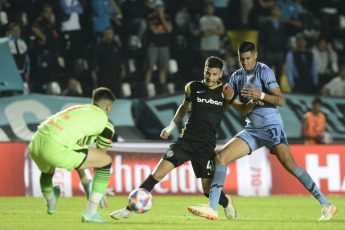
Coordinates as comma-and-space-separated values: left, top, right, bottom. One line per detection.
235, 124, 289, 154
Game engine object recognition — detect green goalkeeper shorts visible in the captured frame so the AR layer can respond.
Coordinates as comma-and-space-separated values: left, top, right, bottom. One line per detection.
28, 131, 88, 173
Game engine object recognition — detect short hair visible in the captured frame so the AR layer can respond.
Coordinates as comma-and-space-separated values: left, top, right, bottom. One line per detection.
104, 26, 114, 32
92, 87, 116, 104
42, 3, 53, 10
312, 97, 322, 105
238, 41, 256, 53
8, 22, 20, 31
205, 56, 224, 69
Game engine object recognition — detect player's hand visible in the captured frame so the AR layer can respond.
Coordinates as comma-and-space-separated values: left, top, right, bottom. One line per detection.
100, 189, 115, 208
222, 83, 234, 101
160, 121, 176, 140
249, 99, 264, 106
241, 83, 262, 100
160, 129, 169, 140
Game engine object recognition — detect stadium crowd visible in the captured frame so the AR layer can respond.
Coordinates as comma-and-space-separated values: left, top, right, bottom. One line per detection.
1, 0, 345, 98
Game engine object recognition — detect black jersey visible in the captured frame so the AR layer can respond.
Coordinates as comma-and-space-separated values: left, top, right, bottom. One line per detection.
179, 80, 224, 145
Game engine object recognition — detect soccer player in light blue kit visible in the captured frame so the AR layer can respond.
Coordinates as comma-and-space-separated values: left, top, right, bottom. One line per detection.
188, 41, 337, 221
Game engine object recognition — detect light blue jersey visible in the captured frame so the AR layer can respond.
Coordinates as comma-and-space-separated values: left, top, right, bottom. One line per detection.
229, 62, 283, 129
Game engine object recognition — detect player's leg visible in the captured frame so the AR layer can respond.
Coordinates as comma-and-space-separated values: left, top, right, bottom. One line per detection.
78, 147, 112, 222
28, 134, 61, 215
111, 142, 190, 220
111, 159, 176, 220
208, 137, 250, 211
201, 178, 236, 220
40, 166, 61, 215
273, 144, 336, 220
76, 169, 91, 199
188, 138, 250, 219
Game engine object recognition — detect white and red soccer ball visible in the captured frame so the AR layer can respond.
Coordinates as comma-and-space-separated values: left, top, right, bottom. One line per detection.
128, 188, 153, 213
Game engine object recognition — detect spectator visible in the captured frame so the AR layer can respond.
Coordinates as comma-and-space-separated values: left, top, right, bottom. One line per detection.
199, 3, 224, 65
174, 3, 191, 34
62, 77, 83, 96
7, 22, 30, 89
222, 52, 239, 84
311, 37, 338, 90
259, 4, 287, 85
121, 0, 150, 44
31, 4, 62, 93
213, 0, 230, 28
92, 0, 122, 41
145, 0, 172, 93
92, 27, 126, 98
285, 34, 318, 93
59, 0, 84, 72
2, 0, 33, 32
277, 0, 303, 36
321, 63, 345, 97
240, 0, 254, 28
250, 0, 275, 29
301, 97, 326, 145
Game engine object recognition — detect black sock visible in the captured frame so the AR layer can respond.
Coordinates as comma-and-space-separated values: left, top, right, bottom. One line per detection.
139, 174, 159, 192
126, 174, 159, 211
204, 191, 229, 208
219, 191, 229, 208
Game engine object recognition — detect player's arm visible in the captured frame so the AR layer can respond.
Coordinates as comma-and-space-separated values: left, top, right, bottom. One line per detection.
160, 99, 190, 140
96, 120, 115, 149
222, 83, 234, 112
241, 84, 285, 107
231, 99, 258, 115
160, 83, 191, 139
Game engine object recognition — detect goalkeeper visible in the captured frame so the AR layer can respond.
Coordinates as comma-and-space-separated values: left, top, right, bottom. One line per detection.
28, 87, 116, 223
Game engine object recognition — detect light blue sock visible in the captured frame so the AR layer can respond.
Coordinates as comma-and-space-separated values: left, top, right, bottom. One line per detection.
209, 164, 227, 211
293, 165, 331, 205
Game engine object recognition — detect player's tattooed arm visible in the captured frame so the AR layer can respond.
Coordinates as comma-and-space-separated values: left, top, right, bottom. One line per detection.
160, 99, 190, 140
241, 84, 285, 107
273, 96, 280, 105
173, 99, 190, 124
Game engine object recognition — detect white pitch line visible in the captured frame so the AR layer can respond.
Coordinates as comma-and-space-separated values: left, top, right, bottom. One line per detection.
0, 210, 318, 221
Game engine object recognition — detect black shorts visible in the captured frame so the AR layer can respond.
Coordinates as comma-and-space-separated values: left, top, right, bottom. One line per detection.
162, 139, 215, 178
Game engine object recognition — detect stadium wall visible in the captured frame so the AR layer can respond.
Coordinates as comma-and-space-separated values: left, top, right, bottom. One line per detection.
1, 93, 345, 143
1, 142, 344, 197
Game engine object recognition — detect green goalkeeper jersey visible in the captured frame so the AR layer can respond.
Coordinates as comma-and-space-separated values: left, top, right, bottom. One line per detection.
38, 104, 115, 148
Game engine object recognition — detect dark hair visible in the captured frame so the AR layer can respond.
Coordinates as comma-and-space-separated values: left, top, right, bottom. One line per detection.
42, 3, 53, 10
92, 87, 116, 103
312, 97, 322, 105
271, 3, 281, 10
238, 41, 256, 53
204, 2, 213, 8
8, 22, 20, 31
104, 26, 114, 32
205, 56, 224, 69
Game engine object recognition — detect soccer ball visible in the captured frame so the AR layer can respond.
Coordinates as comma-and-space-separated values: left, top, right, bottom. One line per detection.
128, 188, 153, 213
320, 132, 333, 144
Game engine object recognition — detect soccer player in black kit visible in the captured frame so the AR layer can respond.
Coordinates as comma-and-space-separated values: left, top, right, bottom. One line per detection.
110, 56, 258, 220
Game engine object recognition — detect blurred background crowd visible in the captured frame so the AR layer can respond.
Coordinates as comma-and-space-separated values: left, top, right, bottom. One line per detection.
1, 0, 345, 99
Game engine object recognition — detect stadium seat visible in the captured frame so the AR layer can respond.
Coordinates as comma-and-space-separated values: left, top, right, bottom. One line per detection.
227, 30, 259, 53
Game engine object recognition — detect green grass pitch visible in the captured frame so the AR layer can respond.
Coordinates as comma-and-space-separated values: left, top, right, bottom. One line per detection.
0, 196, 344, 230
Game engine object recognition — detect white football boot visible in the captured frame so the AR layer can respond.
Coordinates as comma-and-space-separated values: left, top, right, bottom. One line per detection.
319, 204, 337, 221
224, 194, 237, 220
110, 207, 132, 220
188, 204, 218, 220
